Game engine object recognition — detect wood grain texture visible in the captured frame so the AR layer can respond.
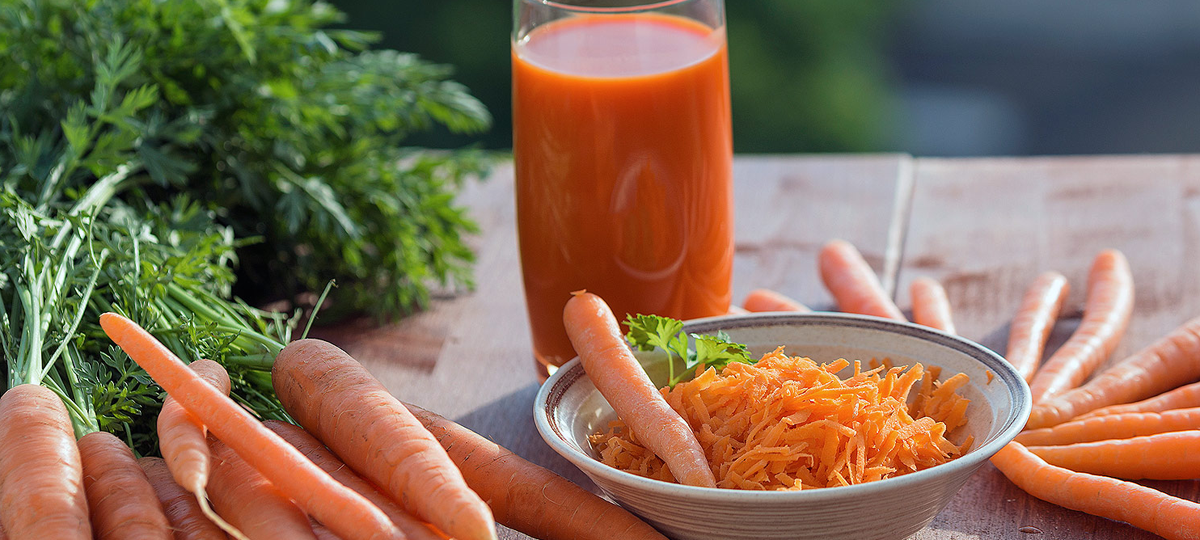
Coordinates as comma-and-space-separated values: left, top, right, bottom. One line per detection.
902, 155, 1200, 540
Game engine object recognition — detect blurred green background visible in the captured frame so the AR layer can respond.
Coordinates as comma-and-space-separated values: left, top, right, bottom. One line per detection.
332, 0, 1200, 156
332, 0, 894, 153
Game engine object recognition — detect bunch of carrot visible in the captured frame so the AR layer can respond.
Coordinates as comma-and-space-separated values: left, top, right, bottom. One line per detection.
744, 241, 1200, 539
0, 312, 669, 540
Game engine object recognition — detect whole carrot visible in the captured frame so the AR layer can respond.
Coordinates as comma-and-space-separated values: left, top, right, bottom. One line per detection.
563, 292, 717, 488
139, 457, 229, 540
1027, 431, 1200, 480
405, 403, 668, 540
1028, 316, 1200, 429
1029, 250, 1133, 404
263, 421, 449, 540
1015, 407, 1200, 446
99, 312, 403, 540
78, 431, 172, 540
272, 339, 496, 540
818, 239, 905, 320
157, 359, 241, 538
742, 289, 810, 313
991, 442, 1200, 540
1005, 272, 1070, 383
909, 277, 955, 334
0, 384, 91, 539
1078, 380, 1200, 420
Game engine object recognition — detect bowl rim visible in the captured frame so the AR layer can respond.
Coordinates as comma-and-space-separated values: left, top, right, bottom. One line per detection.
533, 311, 1032, 502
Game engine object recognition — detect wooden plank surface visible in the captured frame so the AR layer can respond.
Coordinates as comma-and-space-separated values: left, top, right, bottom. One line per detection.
899, 155, 1200, 539
316, 154, 1200, 539
315, 154, 911, 539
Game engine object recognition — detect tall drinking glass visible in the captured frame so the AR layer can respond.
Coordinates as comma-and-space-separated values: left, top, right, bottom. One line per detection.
513, 0, 733, 376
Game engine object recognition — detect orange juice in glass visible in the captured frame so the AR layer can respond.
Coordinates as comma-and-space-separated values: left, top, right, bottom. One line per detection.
513, 0, 733, 375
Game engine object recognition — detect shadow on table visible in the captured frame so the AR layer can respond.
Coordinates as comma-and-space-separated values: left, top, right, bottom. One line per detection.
454, 383, 598, 492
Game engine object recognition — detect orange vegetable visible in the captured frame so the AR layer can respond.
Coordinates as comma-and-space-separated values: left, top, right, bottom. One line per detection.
1027, 431, 1200, 480
990, 442, 1200, 540
157, 359, 239, 537
263, 421, 448, 540
1078, 380, 1200, 420
563, 292, 717, 488
98, 312, 401, 540
1016, 407, 1200, 446
207, 437, 316, 540
909, 277, 955, 334
0, 384, 91, 539
818, 239, 904, 321
1028, 316, 1200, 429
78, 431, 172, 540
159, 359, 231, 492
271, 339, 496, 540
405, 403, 667, 540
139, 457, 229, 540
1029, 250, 1133, 404
742, 289, 810, 313
592, 350, 968, 489
1004, 272, 1069, 383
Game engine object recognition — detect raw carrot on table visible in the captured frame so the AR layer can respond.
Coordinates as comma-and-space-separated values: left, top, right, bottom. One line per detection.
990, 442, 1200, 540
909, 277, 956, 334
78, 431, 172, 540
1026, 431, 1200, 480
1029, 249, 1133, 404
207, 437, 316, 540
1016, 407, 1200, 446
1004, 272, 1070, 383
139, 457, 229, 540
1027, 316, 1200, 429
818, 239, 905, 321
271, 339, 496, 540
563, 291, 718, 488
157, 359, 241, 538
0, 384, 91, 539
1078, 380, 1200, 420
742, 288, 810, 313
264, 421, 449, 540
405, 403, 667, 540
98, 312, 403, 540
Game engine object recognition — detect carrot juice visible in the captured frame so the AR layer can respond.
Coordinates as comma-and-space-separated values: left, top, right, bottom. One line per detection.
513, 12, 734, 373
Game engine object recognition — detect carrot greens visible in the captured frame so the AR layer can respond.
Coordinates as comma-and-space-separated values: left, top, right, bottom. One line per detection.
0, 0, 490, 455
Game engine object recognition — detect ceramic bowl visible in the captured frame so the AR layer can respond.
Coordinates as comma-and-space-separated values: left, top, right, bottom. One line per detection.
534, 312, 1031, 540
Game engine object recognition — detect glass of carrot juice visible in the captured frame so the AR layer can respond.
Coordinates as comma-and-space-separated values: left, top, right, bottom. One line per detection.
513, 0, 734, 376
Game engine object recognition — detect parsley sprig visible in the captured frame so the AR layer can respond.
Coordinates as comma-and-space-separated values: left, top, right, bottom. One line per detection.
624, 314, 754, 387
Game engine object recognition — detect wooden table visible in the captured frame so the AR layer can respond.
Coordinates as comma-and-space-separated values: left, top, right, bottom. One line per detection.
315, 154, 1200, 539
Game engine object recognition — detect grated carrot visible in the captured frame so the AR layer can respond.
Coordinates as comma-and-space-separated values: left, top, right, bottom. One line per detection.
591, 348, 971, 490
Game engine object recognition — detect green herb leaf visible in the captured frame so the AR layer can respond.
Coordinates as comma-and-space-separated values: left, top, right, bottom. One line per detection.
689, 333, 753, 373
625, 314, 754, 387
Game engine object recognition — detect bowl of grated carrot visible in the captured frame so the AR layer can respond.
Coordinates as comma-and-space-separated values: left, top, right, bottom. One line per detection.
535, 311, 1031, 540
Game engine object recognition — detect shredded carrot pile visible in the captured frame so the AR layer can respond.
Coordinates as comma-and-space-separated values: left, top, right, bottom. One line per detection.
590, 348, 972, 490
